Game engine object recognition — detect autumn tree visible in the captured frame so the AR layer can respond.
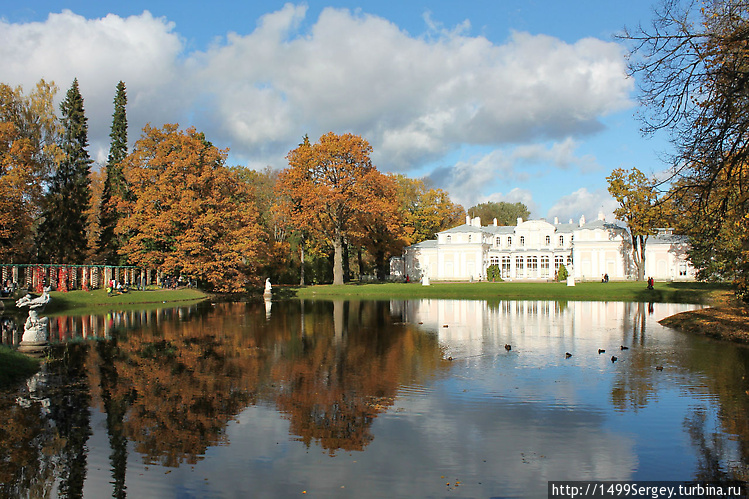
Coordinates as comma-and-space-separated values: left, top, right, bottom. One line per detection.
355, 173, 405, 279
98, 81, 128, 264
467, 201, 530, 226
393, 175, 465, 245
116, 124, 264, 292
620, 0, 749, 297
0, 80, 59, 262
607, 167, 662, 281
278, 132, 397, 285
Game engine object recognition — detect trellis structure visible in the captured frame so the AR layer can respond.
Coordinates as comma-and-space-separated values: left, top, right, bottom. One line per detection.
0, 264, 157, 293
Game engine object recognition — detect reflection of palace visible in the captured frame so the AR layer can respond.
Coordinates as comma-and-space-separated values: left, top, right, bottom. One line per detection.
393, 299, 700, 358
392, 214, 695, 281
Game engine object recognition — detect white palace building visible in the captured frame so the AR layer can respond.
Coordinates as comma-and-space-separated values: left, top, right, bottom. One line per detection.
391, 213, 695, 282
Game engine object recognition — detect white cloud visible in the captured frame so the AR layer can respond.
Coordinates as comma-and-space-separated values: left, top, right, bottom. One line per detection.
426, 140, 602, 211
546, 187, 618, 223
0, 5, 632, 172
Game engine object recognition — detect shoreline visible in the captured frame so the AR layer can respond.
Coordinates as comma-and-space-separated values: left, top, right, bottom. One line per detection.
658, 291, 749, 344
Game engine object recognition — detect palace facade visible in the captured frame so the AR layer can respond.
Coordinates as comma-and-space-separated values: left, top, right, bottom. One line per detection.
391, 214, 695, 282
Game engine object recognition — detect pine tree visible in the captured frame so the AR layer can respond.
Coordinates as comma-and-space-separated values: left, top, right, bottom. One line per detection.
37, 78, 92, 263
98, 81, 128, 264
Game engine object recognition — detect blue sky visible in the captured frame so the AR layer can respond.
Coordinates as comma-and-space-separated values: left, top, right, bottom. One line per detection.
1, 1, 671, 222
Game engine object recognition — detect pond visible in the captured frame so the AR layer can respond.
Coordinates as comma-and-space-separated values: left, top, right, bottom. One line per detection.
1, 298, 748, 498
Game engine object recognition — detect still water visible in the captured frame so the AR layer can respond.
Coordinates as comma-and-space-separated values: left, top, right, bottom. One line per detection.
1, 299, 748, 498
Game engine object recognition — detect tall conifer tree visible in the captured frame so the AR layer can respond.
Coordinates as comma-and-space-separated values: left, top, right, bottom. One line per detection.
37, 78, 92, 263
98, 81, 128, 264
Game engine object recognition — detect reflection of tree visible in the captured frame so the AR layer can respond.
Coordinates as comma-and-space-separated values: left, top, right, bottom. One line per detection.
0, 345, 94, 498
48, 345, 93, 498
682, 343, 749, 480
0, 299, 449, 495
611, 308, 749, 478
272, 300, 448, 455
0, 385, 59, 498
96, 336, 133, 498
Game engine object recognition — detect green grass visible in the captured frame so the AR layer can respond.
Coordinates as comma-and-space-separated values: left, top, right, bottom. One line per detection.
289, 280, 730, 304
36, 287, 209, 315
0, 346, 40, 387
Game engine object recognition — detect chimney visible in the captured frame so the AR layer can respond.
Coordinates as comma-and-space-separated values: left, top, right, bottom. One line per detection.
554, 217, 559, 224
493, 218, 498, 226
579, 215, 586, 227
516, 217, 523, 226
472, 217, 481, 227
598, 211, 605, 221
466, 215, 470, 225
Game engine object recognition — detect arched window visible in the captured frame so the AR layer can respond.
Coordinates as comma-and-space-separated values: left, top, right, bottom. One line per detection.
520, 236, 525, 247
507, 236, 512, 247
496, 236, 501, 247
546, 235, 551, 245
468, 234, 472, 243
446, 235, 451, 244
559, 235, 564, 247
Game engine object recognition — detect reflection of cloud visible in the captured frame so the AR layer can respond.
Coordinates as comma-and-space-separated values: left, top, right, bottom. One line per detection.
1, 7, 631, 171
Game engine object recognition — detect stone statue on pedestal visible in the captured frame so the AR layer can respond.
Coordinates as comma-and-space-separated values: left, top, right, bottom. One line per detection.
15, 287, 51, 355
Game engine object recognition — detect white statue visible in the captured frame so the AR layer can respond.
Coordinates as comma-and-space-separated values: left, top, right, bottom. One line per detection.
264, 278, 272, 296
422, 265, 430, 286
15, 287, 51, 351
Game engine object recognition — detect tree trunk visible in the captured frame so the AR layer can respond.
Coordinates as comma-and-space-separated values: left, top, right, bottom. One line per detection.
342, 239, 350, 283
299, 239, 305, 286
374, 249, 386, 281
333, 233, 344, 285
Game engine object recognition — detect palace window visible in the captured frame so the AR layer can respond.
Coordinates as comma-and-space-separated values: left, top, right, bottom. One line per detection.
554, 256, 564, 269
496, 236, 501, 247
546, 235, 551, 245
520, 236, 525, 247
468, 235, 472, 243
541, 256, 550, 277
679, 263, 688, 276
528, 256, 538, 276
507, 236, 512, 247
516, 256, 524, 277
501, 256, 511, 278
446, 235, 451, 244
559, 235, 564, 247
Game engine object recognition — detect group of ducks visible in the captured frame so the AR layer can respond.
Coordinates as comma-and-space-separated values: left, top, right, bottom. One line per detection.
593, 346, 628, 363
500, 343, 665, 370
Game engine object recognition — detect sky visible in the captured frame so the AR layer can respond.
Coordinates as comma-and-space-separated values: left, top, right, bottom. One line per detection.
1, 0, 673, 224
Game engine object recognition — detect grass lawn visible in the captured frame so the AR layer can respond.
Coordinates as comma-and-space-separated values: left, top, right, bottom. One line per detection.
289, 280, 729, 304
0, 346, 40, 387
37, 287, 209, 315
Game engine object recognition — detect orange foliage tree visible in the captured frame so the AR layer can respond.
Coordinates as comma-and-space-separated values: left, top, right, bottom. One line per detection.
116, 124, 265, 291
0, 80, 59, 262
277, 132, 399, 285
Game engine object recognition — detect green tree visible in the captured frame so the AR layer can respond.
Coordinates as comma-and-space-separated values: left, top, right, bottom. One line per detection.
98, 81, 128, 264
467, 201, 530, 226
38, 78, 92, 263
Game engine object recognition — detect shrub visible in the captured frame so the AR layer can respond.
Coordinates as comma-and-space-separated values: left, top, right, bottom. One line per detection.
486, 264, 502, 282
557, 264, 568, 282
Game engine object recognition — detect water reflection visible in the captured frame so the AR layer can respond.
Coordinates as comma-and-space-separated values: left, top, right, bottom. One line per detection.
0, 299, 748, 498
